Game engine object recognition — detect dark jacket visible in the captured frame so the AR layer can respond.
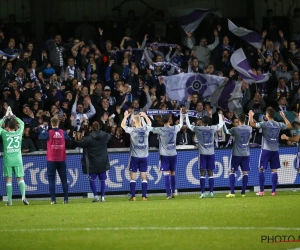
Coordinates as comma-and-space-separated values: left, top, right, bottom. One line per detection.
74, 130, 111, 174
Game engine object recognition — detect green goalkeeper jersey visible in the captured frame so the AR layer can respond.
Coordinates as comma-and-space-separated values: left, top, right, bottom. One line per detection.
0, 117, 24, 167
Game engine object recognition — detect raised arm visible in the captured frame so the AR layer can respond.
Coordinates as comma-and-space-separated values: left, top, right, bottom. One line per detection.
73, 137, 88, 148
179, 109, 183, 127
248, 110, 257, 128
281, 134, 300, 142
186, 32, 194, 49
15, 117, 25, 133
140, 34, 148, 50
207, 26, 221, 51
142, 86, 152, 111
121, 110, 130, 130
185, 113, 194, 131
279, 111, 292, 129
71, 94, 78, 115
216, 112, 224, 130
139, 112, 151, 126
0, 106, 11, 127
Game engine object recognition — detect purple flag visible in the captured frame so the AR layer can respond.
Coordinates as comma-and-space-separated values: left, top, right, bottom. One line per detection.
176, 8, 219, 33
230, 48, 270, 84
210, 80, 243, 112
228, 19, 262, 49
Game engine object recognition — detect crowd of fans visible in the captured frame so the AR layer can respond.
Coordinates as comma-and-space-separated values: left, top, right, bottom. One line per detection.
1, 2, 300, 153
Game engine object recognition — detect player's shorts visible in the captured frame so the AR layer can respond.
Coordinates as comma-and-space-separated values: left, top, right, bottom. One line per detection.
129, 156, 148, 173
89, 172, 107, 181
4, 165, 24, 178
160, 155, 177, 172
259, 149, 280, 170
198, 154, 215, 171
230, 155, 250, 172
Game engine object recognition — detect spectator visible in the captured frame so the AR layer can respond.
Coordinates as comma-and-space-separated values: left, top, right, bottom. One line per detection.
60, 57, 82, 82
275, 96, 292, 112
287, 70, 300, 97
176, 124, 193, 145
246, 92, 266, 115
110, 126, 126, 148
270, 77, 291, 102
186, 25, 221, 66
22, 126, 37, 153
71, 95, 96, 129
46, 35, 65, 75
1, 61, 15, 86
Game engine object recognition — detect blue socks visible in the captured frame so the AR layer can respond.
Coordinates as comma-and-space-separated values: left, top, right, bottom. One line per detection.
130, 181, 136, 197
209, 177, 214, 193
200, 177, 205, 193
142, 181, 147, 198
242, 174, 248, 194
259, 171, 265, 192
100, 180, 106, 197
229, 173, 235, 194
170, 175, 176, 194
271, 172, 278, 193
164, 175, 171, 197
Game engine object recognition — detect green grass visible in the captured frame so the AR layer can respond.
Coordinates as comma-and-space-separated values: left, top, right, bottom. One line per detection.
1, 191, 300, 250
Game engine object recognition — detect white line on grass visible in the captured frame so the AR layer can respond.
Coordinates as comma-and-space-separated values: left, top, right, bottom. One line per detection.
0, 226, 300, 232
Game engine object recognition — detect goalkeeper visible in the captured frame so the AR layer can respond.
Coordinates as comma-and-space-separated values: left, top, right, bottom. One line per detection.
0, 106, 29, 206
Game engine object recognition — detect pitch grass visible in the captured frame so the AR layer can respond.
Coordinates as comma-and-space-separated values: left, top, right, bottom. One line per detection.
0, 191, 300, 250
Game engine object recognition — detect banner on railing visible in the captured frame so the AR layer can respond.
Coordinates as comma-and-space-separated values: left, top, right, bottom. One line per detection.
0, 147, 299, 195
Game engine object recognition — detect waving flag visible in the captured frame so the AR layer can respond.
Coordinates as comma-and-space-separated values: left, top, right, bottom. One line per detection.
210, 80, 243, 112
177, 8, 219, 33
228, 19, 262, 49
230, 48, 270, 84
163, 73, 225, 103
0, 50, 16, 58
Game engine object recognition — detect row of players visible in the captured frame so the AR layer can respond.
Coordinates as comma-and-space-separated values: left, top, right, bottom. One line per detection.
120, 107, 294, 200
0, 106, 296, 205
